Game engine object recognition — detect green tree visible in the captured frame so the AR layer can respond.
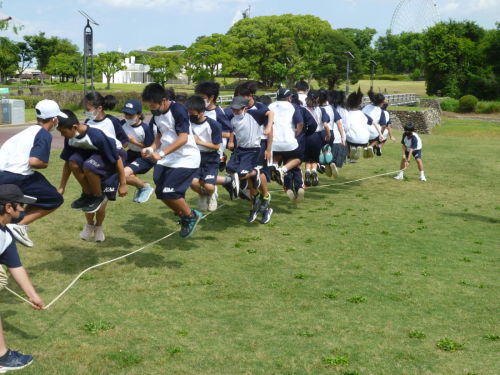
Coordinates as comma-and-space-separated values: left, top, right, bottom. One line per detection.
0, 37, 19, 82
338, 27, 376, 73
23, 32, 79, 73
16, 41, 34, 75
45, 53, 82, 83
148, 53, 184, 86
147, 45, 168, 52
167, 44, 187, 51
95, 51, 126, 89
375, 32, 424, 74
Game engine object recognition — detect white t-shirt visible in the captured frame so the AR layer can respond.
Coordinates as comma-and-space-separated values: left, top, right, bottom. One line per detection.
345, 110, 371, 145
86, 116, 123, 149
268, 101, 299, 152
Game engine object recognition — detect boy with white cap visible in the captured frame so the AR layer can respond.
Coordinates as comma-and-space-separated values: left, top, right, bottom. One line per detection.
0, 99, 64, 247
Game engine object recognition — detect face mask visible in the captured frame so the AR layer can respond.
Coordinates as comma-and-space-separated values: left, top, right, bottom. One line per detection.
11, 209, 25, 224
189, 115, 200, 124
125, 118, 138, 126
233, 113, 245, 121
85, 111, 97, 121
204, 99, 211, 108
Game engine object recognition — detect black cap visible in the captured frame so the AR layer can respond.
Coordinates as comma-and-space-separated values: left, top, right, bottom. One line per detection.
230, 96, 248, 110
277, 88, 292, 100
0, 185, 37, 205
404, 123, 415, 132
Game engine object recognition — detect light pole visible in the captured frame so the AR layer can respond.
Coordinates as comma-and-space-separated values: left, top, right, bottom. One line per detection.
344, 51, 354, 96
79, 10, 98, 94
370, 60, 377, 90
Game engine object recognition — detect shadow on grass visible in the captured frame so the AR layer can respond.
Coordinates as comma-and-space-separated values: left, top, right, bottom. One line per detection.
443, 212, 500, 224
2, 310, 39, 339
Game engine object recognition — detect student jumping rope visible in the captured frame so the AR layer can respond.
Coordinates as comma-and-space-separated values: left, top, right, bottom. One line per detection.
186, 96, 223, 212
141, 83, 203, 239
362, 89, 386, 157
57, 110, 128, 242
227, 96, 274, 224
319, 89, 343, 178
327, 90, 348, 176
0, 184, 45, 372
0, 100, 65, 247
303, 90, 331, 187
344, 88, 375, 162
120, 99, 155, 203
394, 123, 427, 182
295, 80, 309, 107
268, 88, 304, 199
378, 102, 396, 153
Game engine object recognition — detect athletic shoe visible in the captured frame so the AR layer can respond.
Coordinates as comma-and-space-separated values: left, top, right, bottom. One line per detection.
132, 188, 140, 203
366, 146, 375, 158
232, 173, 240, 199
296, 188, 305, 202
207, 187, 218, 212
394, 173, 404, 180
375, 146, 382, 156
252, 193, 263, 213
260, 193, 271, 212
311, 170, 319, 186
222, 177, 236, 200
325, 163, 333, 177
317, 164, 326, 174
0, 349, 33, 372
363, 147, 369, 159
180, 209, 203, 239
247, 209, 258, 223
94, 225, 105, 242
260, 208, 273, 224
218, 156, 226, 172
319, 149, 326, 164
79, 224, 95, 241
82, 195, 108, 214
286, 189, 296, 201
324, 145, 333, 163
5, 224, 33, 247
304, 171, 312, 187
355, 146, 363, 160
420, 175, 427, 182
197, 194, 209, 211
239, 188, 252, 201
136, 183, 154, 203
272, 167, 285, 186
330, 163, 339, 178
71, 193, 91, 210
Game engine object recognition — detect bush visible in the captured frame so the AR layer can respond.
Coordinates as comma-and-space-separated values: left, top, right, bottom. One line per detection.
459, 95, 479, 112
476, 101, 500, 114
361, 74, 409, 81
440, 98, 459, 112
9, 96, 40, 109
410, 69, 423, 81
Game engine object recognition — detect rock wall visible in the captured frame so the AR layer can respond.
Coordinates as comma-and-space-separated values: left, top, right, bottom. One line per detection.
388, 108, 441, 134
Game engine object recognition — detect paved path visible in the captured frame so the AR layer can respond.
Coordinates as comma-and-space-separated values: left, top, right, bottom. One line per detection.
0, 124, 66, 149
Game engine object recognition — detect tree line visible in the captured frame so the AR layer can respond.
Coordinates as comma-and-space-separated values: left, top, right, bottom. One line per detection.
1, 14, 499, 99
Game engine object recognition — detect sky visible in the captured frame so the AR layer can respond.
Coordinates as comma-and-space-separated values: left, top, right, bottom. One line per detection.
1, 0, 499, 53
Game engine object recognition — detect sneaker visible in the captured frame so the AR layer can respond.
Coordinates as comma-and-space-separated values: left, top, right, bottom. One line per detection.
218, 156, 226, 172
366, 146, 375, 158
132, 188, 140, 203
197, 194, 209, 211
208, 187, 218, 212
317, 164, 326, 174
355, 146, 363, 160
5, 224, 33, 247
136, 184, 154, 203
239, 188, 252, 201
81, 195, 108, 214
71, 193, 91, 210
375, 146, 382, 156
311, 171, 319, 186
259, 193, 271, 212
324, 145, 333, 163
325, 163, 333, 177
272, 167, 285, 186
304, 171, 312, 187
363, 147, 369, 159
180, 210, 203, 239
420, 175, 427, 182
260, 208, 273, 224
247, 209, 258, 223
79, 224, 95, 241
296, 188, 305, 202
94, 225, 105, 242
222, 177, 236, 200
0, 349, 33, 372
394, 173, 404, 180
330, 163, 339, 178
286, 189, 296, 201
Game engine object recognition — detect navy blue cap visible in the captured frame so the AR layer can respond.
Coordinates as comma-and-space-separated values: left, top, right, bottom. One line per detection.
0, 184, 37, 204
122, 99, 142, 115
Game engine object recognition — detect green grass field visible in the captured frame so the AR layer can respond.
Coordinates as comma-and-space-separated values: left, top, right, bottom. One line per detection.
2, 119, 499, 375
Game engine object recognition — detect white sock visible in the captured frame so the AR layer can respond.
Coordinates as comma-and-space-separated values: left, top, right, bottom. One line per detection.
312, 168, 317, 173
282, 166, 288, 173
420, 171, 425, 177
306, 169, 311, 173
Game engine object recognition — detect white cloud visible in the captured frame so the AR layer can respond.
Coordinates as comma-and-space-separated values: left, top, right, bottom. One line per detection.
96, 0, 249, 12
440, 1, 459, 13
471, 0, 500, 11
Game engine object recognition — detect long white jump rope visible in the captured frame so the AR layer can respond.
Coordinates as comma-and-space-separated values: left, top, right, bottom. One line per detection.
5, 168, 401, 310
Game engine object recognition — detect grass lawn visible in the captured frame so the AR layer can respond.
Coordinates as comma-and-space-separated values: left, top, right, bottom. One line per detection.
1, 119, 498, 375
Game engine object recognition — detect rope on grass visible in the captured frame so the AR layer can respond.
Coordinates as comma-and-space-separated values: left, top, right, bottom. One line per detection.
5, 169, 401, 309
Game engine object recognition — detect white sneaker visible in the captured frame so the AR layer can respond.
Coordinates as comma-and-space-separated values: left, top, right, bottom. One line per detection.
198, 194, 209, 211
366, 146, 375, 158
296, 188, 305, 202
208, 187, 218, 212
6, 224, 33, 247
286, 189, 296, 201
324, 163, 333, 177
394, 173, 404, 180
330, 163, 339, 178
420, 175, 427, 182
79, 224, 95, 241
94, 225, 105, 242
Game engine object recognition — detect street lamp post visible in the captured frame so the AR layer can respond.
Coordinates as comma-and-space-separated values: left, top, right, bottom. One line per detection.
370, 60, 377, 90
344, 51, 354, 96
79, 10, 98, 94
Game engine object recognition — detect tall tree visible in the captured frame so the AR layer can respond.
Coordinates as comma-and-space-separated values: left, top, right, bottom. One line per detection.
16, 41, 34, 75
0, 37, 19, 82
23, 32, 78, 73
148, 53, 184, 86
95, 51, 125, 89
338, 27, 377, 73
45, 53, 82, 83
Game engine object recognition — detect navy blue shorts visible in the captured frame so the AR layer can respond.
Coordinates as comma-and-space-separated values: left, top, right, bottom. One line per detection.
226, 147, 260, 178
347, 141, 367, 148
195, 152, 219, 185
274, 147, 302, 162
304, 132, 323, 163
126, 157, 155, 175
257, 139, 272, 182
332, 143, 347, 168
153, 165, 197, 200
405, 150, 422, 159
69, 149, 126, 178
296, 134, 306, 160
0, 171, 63, 210
283, 167, 303, 191
126, 150, 142, 164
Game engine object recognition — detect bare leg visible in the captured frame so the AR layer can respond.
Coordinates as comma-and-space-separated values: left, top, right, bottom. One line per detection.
69, 161, 91, 194
125, 167, 146, 189
19, 206, 58, 225
162, 198, 192, 217
82, 168, 102, 196
190, 178, 203, 194
284, 158, 301, 170
416, 158, 424, 172
94, 200, 108, 226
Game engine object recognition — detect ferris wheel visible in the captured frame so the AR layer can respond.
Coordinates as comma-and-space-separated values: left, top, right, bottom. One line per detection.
389, 0, 440, 34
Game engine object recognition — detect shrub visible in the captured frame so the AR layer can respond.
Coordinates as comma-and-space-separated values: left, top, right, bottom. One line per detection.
410, 69, 423, 81
440, 98, 459, 112
361, 74, 409, 81
458, 95, 478, 113
476, 101, 500, 114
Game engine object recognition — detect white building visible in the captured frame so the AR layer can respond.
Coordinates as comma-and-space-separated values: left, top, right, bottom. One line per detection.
104, 56, 152, 84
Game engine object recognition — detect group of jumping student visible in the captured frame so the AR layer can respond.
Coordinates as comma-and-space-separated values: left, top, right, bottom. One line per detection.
0, 79, 428, 249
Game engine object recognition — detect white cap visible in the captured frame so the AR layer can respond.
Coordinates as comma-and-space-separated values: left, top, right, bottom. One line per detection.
35, 99, 66, 120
